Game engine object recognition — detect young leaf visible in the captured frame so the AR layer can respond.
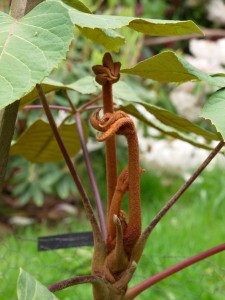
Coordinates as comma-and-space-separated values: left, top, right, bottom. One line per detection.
121, 51, 225, 85
19, 77, 100, 108
20, 78, 140, 109
113, 81, 142, 102
20, 78, 139, 109
60, 0, 125, 51
61, 4, 203, 51
17, 268, 59, 300
10, 119, 88, 163
201, 88, 225, 140
67, 76, 100, 94
0, 1, 73, 110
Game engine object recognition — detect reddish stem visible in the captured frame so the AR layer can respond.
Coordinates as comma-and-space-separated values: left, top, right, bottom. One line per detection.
36, 84, 103, 246
126, 243, 225, 299
23, 104, 104, 112
78, 94, 102, 113
103, 82, 113, 114
148, 142, 224, 235
48, 275, 101, 292
23, 105, 72, 112
84, 105, 103, 111
75, 112, 107, 240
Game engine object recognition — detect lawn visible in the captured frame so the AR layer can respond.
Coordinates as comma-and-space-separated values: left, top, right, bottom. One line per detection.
1, 166, 225, 299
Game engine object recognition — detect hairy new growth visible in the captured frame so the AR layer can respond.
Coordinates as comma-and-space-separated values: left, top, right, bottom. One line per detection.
91, 54, 142, 287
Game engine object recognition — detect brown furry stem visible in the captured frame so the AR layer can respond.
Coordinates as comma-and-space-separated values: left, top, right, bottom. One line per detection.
90, 54, 142, 299
90, 110, 142, 274
92, 53, 121, 212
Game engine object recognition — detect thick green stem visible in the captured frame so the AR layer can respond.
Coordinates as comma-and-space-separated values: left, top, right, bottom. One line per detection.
0, 0, 44, 195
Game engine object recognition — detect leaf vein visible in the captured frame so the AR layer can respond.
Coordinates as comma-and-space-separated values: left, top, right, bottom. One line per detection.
0, 21, 17, 60
5, 51, 31, 82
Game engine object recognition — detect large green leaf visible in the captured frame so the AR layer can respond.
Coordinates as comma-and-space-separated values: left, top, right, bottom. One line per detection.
201, 88, 225, 140
61, 0, 202, 38
19, 77, 100, 108
17, 268, 59, 300
121, 103, 214, 150
10, 119, 88, 163
60, 1, 203, 51
121, 51, 225, 85
60, 0, 125, 51
0, 1, 73, 110
67, 10, 203, 36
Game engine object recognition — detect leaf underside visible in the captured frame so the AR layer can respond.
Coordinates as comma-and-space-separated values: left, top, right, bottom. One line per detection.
19, 76, 100, 108
68, 10, 203, 36
61, 0, 203, 51
10, 119, 88, 163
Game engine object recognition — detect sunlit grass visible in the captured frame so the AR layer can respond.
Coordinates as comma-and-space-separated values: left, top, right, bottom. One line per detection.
1, 166, 225, 299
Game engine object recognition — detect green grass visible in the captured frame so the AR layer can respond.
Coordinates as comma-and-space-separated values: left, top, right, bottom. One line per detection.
1, 166, 225, 299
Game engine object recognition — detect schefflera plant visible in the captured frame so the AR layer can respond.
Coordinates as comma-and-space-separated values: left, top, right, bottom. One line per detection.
44, 54, 225, 300
6, 1, 225, 299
